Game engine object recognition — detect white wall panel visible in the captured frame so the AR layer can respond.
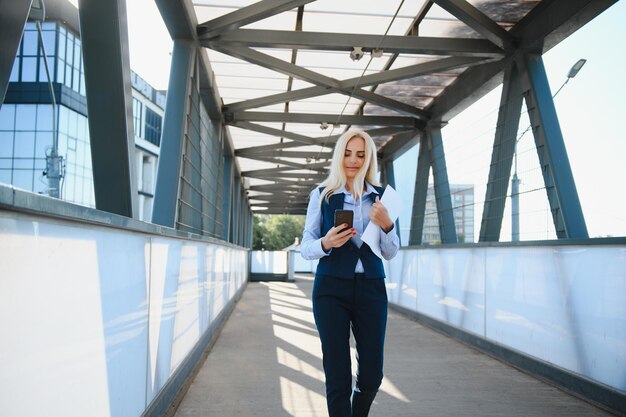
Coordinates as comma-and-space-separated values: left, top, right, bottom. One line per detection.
0, 211, 248, 417
385, 244, 626, 393
251, 250, 287, 274
417, 248, 485, 336
0, 212, 149, 417
386, 250, 418, 311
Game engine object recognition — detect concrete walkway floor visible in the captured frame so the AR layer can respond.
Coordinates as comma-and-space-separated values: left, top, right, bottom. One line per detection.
173, 274, 613, 417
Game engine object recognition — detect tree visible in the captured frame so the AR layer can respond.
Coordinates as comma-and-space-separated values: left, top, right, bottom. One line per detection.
252, 214, 305, 250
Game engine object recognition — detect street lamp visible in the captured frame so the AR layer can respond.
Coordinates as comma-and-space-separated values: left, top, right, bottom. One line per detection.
511, 58, 586, 241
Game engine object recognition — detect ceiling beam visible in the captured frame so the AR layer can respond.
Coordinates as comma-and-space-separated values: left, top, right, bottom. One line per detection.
202, 29, 505, 57
235, 140, 317, 156
230, 121, 325, 146
213, 46, 429, 119
249, 183, 318, 192
240, 155, 328, 171
244, 171, 327, 180
197, 0, 315, 38
229, 111, 422, 127
250, 150, 333, 159
224, 56, 486, 112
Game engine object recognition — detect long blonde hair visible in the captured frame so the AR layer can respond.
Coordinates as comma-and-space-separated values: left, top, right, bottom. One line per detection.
319, 128, 380, 204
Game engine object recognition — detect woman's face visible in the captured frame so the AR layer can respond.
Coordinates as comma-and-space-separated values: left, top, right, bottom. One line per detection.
343, 136, 366, 181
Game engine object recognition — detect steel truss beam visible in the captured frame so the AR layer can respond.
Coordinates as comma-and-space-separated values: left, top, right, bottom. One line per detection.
229, 111, 422, 127
202, 29, 504, 57
479, 62, 524, 241
230, 121, 326, 146
429, 127, 457, 244
408, 126, 456, 244
409, 134, 431, 245
517, 53, 587, 238
78, 0, 138, 218
197, 0, 315, 38
213, 46, 430, 119
152, 41, 196, 227
245, 172, 327, 180
225, 56, 486, 113
243, 166, 326, 177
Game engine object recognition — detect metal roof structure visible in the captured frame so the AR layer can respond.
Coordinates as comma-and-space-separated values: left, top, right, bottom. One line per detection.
164, 0, 615, 214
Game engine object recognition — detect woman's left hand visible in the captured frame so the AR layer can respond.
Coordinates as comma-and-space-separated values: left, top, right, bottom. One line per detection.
370, 196, 394, 233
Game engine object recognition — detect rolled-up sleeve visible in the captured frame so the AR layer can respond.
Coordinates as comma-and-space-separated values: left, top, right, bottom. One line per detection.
379, 225, 400, 260
301, 188, 331, 260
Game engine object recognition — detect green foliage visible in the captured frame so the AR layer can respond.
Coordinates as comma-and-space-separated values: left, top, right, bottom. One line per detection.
253, 214, 306, 250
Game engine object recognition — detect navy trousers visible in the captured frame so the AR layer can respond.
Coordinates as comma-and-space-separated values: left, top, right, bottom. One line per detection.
312, 274, 388, 417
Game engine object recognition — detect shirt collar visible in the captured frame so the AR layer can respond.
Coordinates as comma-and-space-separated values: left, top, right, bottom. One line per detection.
332, 182, 378, 196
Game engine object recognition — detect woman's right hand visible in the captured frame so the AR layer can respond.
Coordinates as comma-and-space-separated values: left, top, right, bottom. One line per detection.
321, 224, 355, 251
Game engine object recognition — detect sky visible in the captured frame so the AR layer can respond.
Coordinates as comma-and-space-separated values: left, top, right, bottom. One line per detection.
122, 0, 626, 240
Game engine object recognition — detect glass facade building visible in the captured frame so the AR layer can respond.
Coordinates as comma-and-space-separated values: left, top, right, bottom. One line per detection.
1, 20, 165, 220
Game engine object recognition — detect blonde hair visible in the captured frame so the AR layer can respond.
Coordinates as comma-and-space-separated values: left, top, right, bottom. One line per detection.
319, 128, 380, 204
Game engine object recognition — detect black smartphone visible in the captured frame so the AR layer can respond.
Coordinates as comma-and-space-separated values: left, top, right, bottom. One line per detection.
334, 209, 353, 233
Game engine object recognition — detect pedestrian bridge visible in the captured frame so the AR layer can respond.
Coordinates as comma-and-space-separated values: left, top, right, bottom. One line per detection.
1, 0, 625, 416
1, 194, 624, 416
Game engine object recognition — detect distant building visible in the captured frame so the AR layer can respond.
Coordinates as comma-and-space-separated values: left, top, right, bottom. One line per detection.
0, 0, 164, 221
422, 184, 474, 244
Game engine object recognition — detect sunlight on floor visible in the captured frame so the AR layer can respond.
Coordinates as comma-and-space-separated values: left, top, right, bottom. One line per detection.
263, 279, 410, 415
280, 376, 328, 417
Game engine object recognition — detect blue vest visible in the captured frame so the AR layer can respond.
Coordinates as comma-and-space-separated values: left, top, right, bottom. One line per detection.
315, 186, 386, 280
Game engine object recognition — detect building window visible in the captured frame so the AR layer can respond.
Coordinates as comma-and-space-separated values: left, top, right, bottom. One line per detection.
132, 98, 143, 139
144, 107, 162, 146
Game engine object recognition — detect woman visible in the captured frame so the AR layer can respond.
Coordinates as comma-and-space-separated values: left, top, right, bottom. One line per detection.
301, 129, 399, 417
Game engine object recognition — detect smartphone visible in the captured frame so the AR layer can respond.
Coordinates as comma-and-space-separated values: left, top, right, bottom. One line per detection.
334, 209, 353, 233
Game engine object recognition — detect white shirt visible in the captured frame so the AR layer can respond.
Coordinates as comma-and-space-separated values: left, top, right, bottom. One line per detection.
300, 183, 400, 273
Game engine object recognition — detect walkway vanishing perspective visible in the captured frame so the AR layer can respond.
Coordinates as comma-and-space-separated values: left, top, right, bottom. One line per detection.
173, 274, 611, 417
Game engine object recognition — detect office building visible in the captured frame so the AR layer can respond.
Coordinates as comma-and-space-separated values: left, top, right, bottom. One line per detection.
0, 0, 164, 221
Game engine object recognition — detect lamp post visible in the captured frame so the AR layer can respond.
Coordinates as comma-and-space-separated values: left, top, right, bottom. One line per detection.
31, 0, 65, 199
511, 58, 586, 241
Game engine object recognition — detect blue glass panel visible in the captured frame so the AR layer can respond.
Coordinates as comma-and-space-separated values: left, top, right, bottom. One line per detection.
57, 32, 66, 60
65, 34, 74, 65
41, 30, 56, 56
42, 22, 56, 30
0, 169, 11, 183
0, 105, 15, 130
36, 104, 53, 131
35, 131, 53, 161
39, 56, 53, 82
65, 64, 72, 88
64, 169, 74, 201
57, 133, 68, 156
73, 40, 81, 70
13, 170, 34, 191
15, 105, 37, 131
14, 157, 34, 169
22, 31, 39, 56
68, 110, 78, 136
56, 58, 65, 83
77, 114, 87, 139
73, 68, 80, 93
21, 57, 37, 82
58, 106, 69, 135
0, 132, 14, 158
14, 131, 35, 157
